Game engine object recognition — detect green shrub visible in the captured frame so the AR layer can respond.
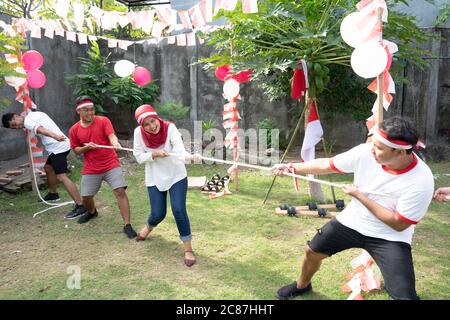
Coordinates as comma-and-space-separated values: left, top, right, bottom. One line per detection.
65, 40, 159, 113
154, 101, 190, 121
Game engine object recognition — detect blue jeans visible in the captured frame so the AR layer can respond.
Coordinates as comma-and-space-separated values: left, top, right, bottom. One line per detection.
147, 178, 192, 241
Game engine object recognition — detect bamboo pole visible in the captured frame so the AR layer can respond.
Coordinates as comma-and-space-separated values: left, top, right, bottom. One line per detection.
262, 99, 307, 205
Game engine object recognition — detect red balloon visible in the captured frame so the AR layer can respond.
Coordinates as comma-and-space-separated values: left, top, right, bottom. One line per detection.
22, 50, 44, 71
215, 64, 231, 81
232, 69, 253, 83
133, 67, 152, 86
27, 69, 46, 89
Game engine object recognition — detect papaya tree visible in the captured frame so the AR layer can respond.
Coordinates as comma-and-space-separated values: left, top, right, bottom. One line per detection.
200, 0, 432, 201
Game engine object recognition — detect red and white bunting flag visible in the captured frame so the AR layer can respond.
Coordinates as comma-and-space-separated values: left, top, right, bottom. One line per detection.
117, 14, 129, 28
242, 0, 259, 14
167, 36, 176, 44
176, 34, 186, 46
88, 35, 98, 42
127, 12, 139, 29
223, 0, 238, 11
178, 11, 193, 29
78, 33, 88, 44
44, 26, 54, 39
89, 6, 104, 26
73, 3, 85, 32
151, 21, 165, 38
55, 0, 69, 19
142, 10, 155, 34
101, 12, 117, 31
156, 7, 170, 24
301, 100, 323, 162
66, 31, 76, 42
189, 4, 206, 29
187, 32, 197, 46
30, 26, 41, 38
118, 40, 133, 50
200, 0, 213, 22
107, 38, 118, 48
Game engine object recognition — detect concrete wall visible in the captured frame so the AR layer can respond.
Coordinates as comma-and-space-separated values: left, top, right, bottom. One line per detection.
0, 13, 448, 160
395, 0, 450, 28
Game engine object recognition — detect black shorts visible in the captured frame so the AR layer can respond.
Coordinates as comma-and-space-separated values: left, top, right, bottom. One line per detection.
45, 150, 70, 175
308, 219, 419, 300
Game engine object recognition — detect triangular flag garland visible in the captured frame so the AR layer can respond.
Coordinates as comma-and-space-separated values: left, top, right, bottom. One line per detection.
2, 0, 259, 51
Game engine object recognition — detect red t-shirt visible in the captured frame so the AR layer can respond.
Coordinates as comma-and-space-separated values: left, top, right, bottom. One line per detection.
69, 116, 120, 174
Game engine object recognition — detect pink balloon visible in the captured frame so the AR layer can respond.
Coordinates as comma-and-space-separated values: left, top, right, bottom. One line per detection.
22, 50, 44, 71
27, 69, 46, 89
133, 67, 152, 86
215, 64, 231, 81
232, 69, 252, 83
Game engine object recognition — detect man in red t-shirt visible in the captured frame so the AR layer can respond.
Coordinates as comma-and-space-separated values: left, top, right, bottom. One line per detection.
69, 96, 137, 239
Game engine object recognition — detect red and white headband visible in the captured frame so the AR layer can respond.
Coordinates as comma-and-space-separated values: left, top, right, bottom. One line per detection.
76, 100, 94, 110
137, 111, 157, 125
373, 126, 413, 150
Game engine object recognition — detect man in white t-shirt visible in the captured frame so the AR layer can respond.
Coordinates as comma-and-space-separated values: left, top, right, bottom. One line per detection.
2, 111, 87, 219
272, 116, 434, 300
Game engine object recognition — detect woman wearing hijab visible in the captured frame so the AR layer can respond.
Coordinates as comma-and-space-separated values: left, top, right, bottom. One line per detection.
133, 104, 198, 267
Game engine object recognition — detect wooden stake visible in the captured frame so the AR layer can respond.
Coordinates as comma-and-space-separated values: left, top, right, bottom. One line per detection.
262, 99, 307, 204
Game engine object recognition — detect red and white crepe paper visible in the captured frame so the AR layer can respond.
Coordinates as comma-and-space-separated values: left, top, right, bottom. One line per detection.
342, 250, 381, 300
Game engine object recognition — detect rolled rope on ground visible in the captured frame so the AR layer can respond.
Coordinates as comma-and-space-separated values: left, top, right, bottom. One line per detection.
27, 131, 74, 218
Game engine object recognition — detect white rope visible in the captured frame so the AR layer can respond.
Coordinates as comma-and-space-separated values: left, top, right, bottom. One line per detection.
93, 144, 393, 198
199, 155, 393, 198
26, 131, 74, 218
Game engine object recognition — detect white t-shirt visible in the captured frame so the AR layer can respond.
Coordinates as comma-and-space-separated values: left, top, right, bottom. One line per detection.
24, 111, 70, 155
133, 123, 191, 191
330, 143, 434, 244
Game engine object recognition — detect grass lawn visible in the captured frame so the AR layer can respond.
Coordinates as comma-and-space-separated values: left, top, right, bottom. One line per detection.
0, 158, 448, 300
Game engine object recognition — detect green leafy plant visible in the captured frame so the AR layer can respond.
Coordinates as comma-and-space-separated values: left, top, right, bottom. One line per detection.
64, 41, 113, 113
202, 119, 216, 132
108, 76, 160, 110
154, 101, 190, 121
0, 33, 25, 107
200, 0, 433, 120
65, 40, 159, 113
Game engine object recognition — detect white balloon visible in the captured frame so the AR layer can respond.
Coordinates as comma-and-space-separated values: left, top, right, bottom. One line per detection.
351, 42, 388, 79
114, 59, 135, 77
340, 12, 379, 48
5, 67, 27, 88
223, 79, 240, 100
